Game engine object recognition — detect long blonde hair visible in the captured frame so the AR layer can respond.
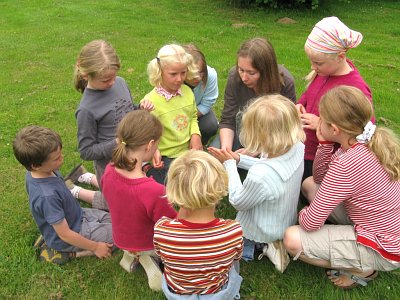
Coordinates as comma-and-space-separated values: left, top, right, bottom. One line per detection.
239, 94, 305, 157
111, 110, 163, 171
320, 86, 400, 181
73, 40, 120, 93
147, 44, 198, 87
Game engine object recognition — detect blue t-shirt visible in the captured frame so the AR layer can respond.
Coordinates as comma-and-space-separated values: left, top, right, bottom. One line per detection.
26, 171, 82, 251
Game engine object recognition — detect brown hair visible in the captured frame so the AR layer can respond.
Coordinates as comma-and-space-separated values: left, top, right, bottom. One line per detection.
111, 110, 163, 171
13, 125, 62, 171
320, 86, 400, 181
237, 37, 284, 95
182, 44, 208, 89
73, 40, 120, 93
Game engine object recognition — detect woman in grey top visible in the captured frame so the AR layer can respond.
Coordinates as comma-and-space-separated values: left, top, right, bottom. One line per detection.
214, 37, 296, 151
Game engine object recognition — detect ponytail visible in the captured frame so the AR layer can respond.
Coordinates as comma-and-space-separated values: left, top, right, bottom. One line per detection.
368, 127, 400, 181
111, 141, 137, 172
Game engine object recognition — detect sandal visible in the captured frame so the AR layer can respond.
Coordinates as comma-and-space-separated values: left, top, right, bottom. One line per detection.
327, 269, 378, 290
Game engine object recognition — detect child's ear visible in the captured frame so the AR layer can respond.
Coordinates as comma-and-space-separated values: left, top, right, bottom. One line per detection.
337, 52, 346, 61
31, 163, 41, 171
146, 139, 155, 152
331, 123, 341, 135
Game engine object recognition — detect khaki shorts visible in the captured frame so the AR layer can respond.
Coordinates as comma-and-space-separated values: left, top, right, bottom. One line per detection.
299, 225, 400, 272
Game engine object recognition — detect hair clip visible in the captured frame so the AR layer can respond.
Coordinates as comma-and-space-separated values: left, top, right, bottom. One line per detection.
121, 141, 127, 146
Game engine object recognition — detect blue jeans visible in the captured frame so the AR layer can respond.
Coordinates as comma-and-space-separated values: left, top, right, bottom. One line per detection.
162, 263, 242, 300
242, 238, 255, 262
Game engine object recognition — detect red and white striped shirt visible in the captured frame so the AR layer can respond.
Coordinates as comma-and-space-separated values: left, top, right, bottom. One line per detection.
299, 142, 400, 261
153, 217, 243, 294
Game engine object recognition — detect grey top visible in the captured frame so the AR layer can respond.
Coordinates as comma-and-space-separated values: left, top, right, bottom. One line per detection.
75, 76, 136, 167
219, 65, 296, 131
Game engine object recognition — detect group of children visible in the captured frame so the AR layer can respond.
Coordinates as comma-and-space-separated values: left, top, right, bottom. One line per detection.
12, 15, 400, 298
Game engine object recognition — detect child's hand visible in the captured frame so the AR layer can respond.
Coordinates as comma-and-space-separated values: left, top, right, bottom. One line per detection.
235, 148, 259, 157
152, 149, 164, 169
94, 242, 113, 259
316, 121, 327, 142
300, 113, 320, 130
139, 99, 154, 111
208, 147, 238, 163
189, 134, 203, 150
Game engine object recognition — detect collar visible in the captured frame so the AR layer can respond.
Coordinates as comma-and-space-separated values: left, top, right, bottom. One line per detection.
156, 85, 182, 101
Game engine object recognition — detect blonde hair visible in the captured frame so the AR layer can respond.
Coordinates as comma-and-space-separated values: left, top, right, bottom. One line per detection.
239, 94, 305, 157
74, 40, 120, 93
111, 110, 163, 171
320, 86, 400, 181
304, 46, 342, 86
166, 150, 228, 209
147, 44, 198, 87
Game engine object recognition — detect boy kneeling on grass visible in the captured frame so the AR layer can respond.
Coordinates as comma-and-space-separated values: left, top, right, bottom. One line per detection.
13, 125, 113, 265
154, 150, 243, 299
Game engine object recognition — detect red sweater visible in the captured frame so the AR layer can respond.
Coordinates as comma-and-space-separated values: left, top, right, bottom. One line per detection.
299, 143, 400, 261
298, 59, 373, 161
102, 164, 177, 251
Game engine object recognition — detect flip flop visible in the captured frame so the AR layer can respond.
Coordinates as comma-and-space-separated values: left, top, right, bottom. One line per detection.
327, 269, 378, 290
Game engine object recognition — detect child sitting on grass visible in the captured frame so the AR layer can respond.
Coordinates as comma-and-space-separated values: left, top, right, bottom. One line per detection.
13, 125, 113, 265
101, 110, 177, 291
142, 44, 203, 184
154, 150, 243, 299
209, 95, 305, 272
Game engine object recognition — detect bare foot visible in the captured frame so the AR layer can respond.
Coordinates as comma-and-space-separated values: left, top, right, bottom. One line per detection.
326, 270, 377, 289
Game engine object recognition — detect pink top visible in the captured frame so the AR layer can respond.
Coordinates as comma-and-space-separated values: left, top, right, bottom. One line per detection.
101, 164, 177, 251
299, 142, 400, 261
298, 59, 373, 161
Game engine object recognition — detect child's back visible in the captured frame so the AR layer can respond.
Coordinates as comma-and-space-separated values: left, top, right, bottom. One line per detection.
154, 150, 243, 298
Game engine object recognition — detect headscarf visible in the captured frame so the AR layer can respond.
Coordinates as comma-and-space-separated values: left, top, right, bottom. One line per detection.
305, 16, 363, 54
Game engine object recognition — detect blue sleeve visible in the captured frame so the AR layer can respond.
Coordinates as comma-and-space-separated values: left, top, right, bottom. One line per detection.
194, 66, 218, 115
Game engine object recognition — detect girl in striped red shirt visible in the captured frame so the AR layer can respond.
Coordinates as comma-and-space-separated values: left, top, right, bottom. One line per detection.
284, 86, 400, 289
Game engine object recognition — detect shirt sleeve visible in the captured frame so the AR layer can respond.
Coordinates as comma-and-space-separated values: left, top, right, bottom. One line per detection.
76, 108, 116, 161
299, 159, 352, 231
219, 69, 238, 131
224, 159, 271, 211
313, 142, 336, 184
196, 67, 218, 115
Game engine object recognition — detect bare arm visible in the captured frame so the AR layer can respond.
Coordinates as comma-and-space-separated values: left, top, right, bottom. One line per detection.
53, 219, 112, 259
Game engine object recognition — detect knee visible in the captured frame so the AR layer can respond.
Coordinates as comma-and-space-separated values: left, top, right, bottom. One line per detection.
283, 226, 302, 256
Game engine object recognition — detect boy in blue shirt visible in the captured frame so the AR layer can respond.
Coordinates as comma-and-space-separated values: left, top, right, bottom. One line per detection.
13, 125, 113, 264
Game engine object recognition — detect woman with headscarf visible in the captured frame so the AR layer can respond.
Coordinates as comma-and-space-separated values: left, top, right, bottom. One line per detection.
296, 16, 374, 181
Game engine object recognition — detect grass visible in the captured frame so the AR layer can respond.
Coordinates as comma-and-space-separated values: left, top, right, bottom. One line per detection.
1, 0, 399, 299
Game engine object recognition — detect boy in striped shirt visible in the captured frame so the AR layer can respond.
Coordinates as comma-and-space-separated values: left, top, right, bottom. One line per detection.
154, 150, 243, 299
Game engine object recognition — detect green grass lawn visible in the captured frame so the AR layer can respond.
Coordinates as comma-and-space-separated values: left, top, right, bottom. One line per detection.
1, 0, 399, 299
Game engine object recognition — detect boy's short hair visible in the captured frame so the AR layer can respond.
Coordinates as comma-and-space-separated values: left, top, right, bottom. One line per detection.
13, 125, 62, 171
166, 150, 228, 210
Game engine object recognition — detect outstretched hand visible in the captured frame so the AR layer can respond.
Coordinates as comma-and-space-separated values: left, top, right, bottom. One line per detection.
208, 147, 239, 163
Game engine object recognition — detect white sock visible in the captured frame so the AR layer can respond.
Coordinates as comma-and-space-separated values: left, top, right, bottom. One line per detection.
69, 185, 82, 199
78, 172, 95, 185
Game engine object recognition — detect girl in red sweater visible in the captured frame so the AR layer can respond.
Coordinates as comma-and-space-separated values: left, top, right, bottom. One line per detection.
101, 110, 177, 291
